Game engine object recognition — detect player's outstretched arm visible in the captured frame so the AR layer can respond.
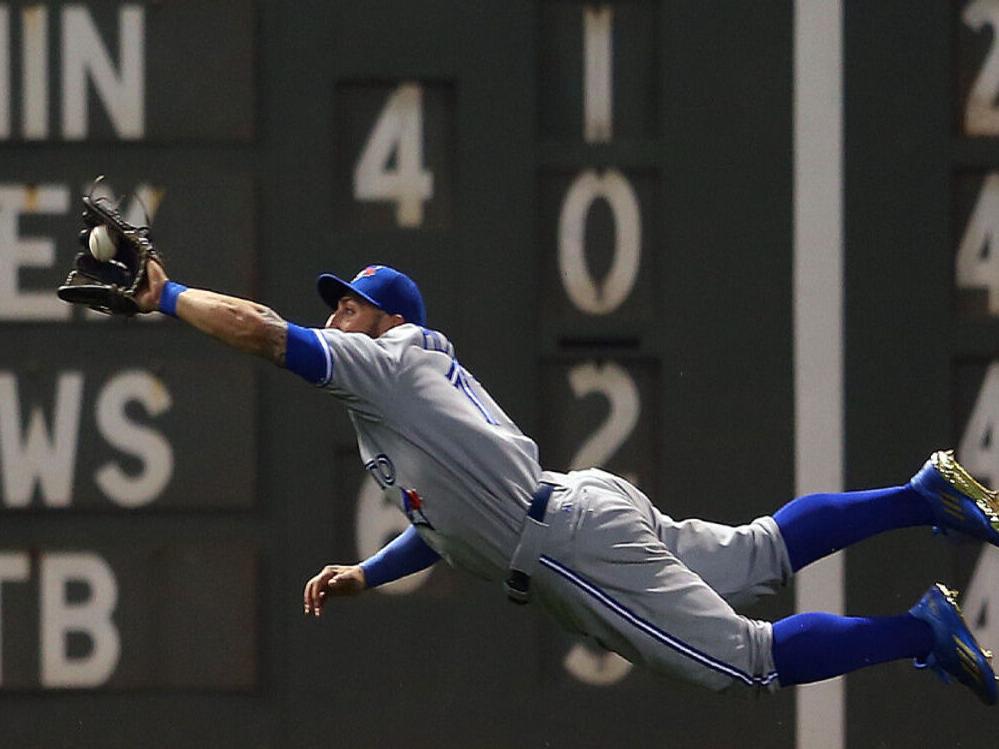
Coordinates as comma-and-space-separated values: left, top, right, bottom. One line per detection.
136, 259, 288, 366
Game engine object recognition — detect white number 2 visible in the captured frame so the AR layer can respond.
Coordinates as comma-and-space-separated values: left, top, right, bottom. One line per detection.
353, 82, 433, 228
964, 0, 999, 136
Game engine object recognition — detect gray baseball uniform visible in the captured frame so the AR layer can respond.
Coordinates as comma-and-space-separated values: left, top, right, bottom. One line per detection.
310, 322, 788, 694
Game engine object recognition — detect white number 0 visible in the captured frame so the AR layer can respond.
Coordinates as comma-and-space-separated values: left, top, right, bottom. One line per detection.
354, 82, 433, 228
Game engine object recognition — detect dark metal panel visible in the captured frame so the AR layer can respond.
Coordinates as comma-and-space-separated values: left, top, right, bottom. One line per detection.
0, 161, 255, 323
0, 331, 256, 510
0, 0, 255, 143
842, 0, 995, 746
0, 539, 257, 689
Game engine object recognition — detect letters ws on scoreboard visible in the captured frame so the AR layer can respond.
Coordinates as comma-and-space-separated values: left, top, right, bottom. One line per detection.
538, 2, 659, 686
0, 354, 255, 510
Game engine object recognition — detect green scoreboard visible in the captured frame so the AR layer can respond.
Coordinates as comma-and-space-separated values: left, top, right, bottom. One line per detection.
0, 2, 994, 747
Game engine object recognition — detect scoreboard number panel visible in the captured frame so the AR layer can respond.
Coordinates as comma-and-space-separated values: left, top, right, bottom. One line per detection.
0, 333, 255, 510
540, 357, 659, 509
955, 360, 999, 487
954, 171, 999, 317
538, 1, 659, 141
540, 169, 658, 335
0, 0, 254, 143
959, 0, 999, 137
0, 166, 255, 324
334, 81, 454, 230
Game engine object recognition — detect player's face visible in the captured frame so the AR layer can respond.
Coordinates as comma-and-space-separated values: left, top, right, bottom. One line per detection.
325, 295, 395, 338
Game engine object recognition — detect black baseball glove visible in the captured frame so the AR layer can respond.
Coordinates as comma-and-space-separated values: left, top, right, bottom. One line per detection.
57, 177, 161, 315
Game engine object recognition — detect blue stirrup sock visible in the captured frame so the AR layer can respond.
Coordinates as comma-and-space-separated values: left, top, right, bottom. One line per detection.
772, 612, 933, 686
773, 485, 934, 571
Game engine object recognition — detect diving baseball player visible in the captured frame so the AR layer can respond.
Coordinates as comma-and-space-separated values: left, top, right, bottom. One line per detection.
67, 248, 999, 704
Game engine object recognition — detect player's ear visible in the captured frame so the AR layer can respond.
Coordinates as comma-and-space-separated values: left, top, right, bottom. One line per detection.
378, 313, 406, 335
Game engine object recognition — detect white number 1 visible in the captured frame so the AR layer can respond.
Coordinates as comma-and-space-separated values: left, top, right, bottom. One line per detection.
354, 82, 433, 228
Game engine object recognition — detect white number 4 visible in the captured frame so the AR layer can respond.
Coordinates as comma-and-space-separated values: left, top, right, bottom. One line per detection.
959, 363, 999, 487
353, 82, 433, 228
956, 174, 999, 315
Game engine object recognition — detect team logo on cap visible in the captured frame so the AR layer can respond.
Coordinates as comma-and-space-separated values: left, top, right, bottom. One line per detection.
353, 265, 384, 281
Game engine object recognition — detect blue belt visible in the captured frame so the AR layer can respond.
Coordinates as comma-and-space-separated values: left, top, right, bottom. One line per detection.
504, 482, 555, 604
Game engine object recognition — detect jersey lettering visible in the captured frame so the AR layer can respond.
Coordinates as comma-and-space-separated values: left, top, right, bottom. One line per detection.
363, 453, 396, 489
445, 360, 499, 425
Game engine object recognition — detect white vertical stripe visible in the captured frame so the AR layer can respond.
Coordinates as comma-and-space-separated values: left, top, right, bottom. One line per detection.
793, 2, 845, 749
0, 8, 9, 139
310, 330, 333, 386
583, 5, 613, 143
22, 5, 48, 140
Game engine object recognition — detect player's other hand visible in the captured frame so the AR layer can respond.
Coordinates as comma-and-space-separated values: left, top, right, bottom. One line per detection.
134, 258, 168, 314
303, 564, 367, 617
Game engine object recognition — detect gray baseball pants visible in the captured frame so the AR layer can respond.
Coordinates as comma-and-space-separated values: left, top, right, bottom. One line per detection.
530, 468, 792, 695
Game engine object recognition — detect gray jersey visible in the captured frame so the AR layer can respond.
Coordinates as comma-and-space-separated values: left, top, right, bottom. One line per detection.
313, 323, 542, 580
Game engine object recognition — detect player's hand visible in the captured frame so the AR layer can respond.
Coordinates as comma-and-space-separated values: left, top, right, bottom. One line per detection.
303, 564, 367, 617
133, 258, 168, 314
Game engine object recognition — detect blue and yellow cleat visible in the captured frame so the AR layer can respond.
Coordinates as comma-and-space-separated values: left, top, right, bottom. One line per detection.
909, 583, 997, 705
909, 450, 999, 546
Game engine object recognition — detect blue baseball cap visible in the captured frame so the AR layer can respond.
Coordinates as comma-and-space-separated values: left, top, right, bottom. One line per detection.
317, 264, 426, 326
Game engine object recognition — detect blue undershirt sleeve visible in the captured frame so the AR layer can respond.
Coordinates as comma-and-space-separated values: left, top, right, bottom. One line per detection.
285, 323, 332, 385
360, 525, 441, 589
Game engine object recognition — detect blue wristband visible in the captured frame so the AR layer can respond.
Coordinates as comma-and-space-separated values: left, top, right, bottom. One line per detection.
158, 281, 188, 317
